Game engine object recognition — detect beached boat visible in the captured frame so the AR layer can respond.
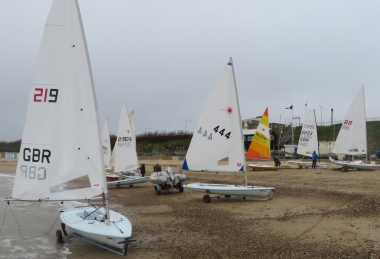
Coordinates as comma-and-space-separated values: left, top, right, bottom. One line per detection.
246, 107, 279, 171
330, 85, 379, 172
107, 102, 149, 188
288, 110, 329, 168
181, 58, 275, 203
6, 0, 132, 255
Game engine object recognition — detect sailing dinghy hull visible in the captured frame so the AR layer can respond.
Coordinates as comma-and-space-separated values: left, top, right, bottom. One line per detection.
184, 183, 275, 197
288, 161, 329, 169
107, 176, 150, 187
60, 207, 132, 253
246, 164, 279, 171
329, 157, 379, 171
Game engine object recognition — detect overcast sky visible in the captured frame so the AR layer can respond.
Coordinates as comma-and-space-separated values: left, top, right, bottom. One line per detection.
1, 0, 380, 141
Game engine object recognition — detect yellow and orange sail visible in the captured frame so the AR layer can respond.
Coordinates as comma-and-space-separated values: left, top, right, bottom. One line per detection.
245, 107, 270, 159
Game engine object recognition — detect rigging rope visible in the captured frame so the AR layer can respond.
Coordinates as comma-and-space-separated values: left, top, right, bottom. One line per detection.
4, 202, 61, 239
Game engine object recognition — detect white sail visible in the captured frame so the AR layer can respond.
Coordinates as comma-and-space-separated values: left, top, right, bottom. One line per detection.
12, 0, 106, 200
102, 118, 112, 168
182, 58, 245, 172
333, 85, 367, 156
113, 102, 139, 172
129, 110, 136, 146
297, 109, 319, 157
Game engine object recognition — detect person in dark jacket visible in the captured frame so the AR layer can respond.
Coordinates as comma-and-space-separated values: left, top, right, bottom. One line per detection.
140, 163, 146, 177
273, 156, 281, 167
312, 151, 318, 168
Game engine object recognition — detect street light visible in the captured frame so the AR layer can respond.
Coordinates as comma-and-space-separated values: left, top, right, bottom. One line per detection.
319, 105, 322, 126
185, 119, 191, 133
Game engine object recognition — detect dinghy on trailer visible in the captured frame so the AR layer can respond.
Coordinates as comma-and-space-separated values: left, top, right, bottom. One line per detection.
107, 102, 150, 188
181, 58, 275, 203
329, 85, 379, 172
7, 0, 132, 255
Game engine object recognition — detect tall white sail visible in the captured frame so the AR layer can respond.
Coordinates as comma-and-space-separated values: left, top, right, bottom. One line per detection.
12, 0, 106, 200
113, 102, 139, 172
102, 118, 112, 168
333, 85, 367, 156
182, 58, 245, 172
297, 109, 319, 157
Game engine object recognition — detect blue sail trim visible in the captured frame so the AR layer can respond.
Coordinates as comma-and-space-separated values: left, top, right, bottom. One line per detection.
182, 158, 189, 170
227, 62, 232, 66
239, 165, 244, 171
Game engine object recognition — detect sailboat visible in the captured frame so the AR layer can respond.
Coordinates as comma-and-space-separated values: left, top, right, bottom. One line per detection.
7, 0, 132, 255
107, 102, 150, 188
245, 107, 279, 171
181, 58, 275, 203
288, 110, 329, 168
329, 85, 379, 172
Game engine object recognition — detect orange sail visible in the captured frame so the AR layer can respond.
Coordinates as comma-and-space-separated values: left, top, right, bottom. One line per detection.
245, 107, 270, 159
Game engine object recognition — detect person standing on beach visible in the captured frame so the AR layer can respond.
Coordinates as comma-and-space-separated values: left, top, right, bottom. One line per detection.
273, 156, 281, 167
312, 151, 318, 168
140, 163, 146, 177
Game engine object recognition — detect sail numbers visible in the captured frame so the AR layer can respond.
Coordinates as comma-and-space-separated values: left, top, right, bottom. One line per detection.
196, 126, 231, 140
117, 136, 133, 147
342, 120, 353, 130
213, 125, 231, 139
34, 88, 59, 103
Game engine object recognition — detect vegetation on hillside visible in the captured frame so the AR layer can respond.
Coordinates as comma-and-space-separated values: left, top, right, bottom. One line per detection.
2, 122, 380, 155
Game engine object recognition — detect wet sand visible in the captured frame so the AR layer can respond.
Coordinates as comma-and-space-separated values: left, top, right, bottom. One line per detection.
1, 158, 380, 258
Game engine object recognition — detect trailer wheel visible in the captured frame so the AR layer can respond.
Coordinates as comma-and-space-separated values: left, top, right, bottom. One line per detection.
129, 184, 133, 187
116, 184, 121, 189
225, 195, 231, 198
203, 194, 211, 203
155, 187, 160, 195
179, 187, 184, 192
342, 166, 348, 172
56, 230, 63, 244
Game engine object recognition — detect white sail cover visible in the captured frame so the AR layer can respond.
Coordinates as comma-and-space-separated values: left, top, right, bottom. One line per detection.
113, 102, 139, 172
182, 58, 245, 172
102, 118, 112, 167
333, 85, 367, 155
12, 0, 106, 200
297, 110, 319, 157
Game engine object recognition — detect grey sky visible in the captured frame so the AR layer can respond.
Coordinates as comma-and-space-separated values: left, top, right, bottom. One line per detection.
1, 0, 380, 141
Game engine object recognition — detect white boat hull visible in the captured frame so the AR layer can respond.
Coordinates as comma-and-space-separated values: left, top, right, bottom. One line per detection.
288, 160, 329, 168
329, 157, 379, 171
60, 207, 132, 250
246, 164, 279, 171
107, 176, 150, 186
183, 183, 275, 197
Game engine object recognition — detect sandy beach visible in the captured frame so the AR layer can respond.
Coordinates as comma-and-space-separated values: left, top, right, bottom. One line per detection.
1, 158, 380, 258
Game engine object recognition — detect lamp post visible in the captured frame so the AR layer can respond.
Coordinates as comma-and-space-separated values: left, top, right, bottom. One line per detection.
319, 105, 322, 126
185, 119, 191, 133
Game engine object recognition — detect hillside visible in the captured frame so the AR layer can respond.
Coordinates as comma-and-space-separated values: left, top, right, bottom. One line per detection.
2, 121, 380, 155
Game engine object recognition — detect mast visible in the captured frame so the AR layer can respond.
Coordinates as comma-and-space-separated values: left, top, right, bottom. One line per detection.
229, 57, 247, 186
75, 0, 110, 225
362, 84, 368, 163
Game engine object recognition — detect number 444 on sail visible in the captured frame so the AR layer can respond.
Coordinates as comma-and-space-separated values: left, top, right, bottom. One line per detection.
197, 126, 231, 140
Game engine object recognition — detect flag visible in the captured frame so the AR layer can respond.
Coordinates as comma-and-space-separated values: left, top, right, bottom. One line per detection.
286, 105, 293, 109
